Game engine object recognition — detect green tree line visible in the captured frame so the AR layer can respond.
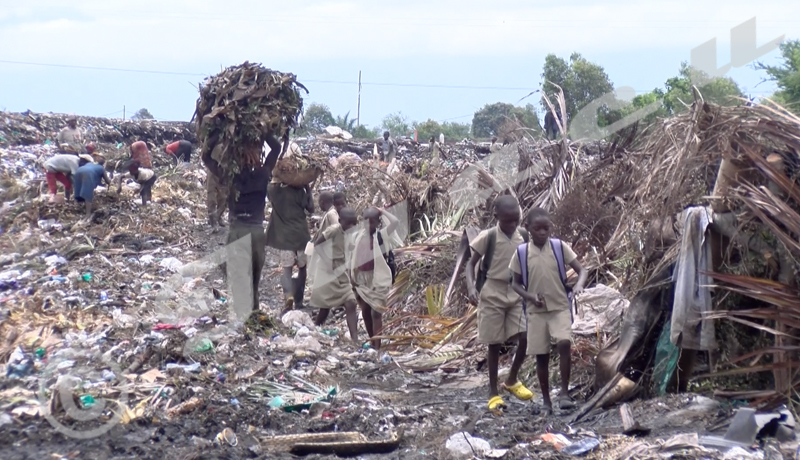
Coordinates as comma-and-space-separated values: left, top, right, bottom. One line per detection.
296, 40, 800, 140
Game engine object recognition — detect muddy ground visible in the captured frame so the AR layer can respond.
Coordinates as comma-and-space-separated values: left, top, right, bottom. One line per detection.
0, 153, 762, 460
0, 219, 733, 459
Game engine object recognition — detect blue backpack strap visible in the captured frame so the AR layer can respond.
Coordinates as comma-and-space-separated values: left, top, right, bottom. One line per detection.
517, 243, 529, 289
517, 242, 528, 313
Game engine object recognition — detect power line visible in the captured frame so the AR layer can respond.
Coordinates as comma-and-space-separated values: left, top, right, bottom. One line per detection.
0, 60, 208, 77
0, 59, 778, 95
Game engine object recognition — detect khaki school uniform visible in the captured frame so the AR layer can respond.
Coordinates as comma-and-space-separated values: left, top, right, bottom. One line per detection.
310, 224, 356, 309
350, 226, 395, 314
470, 227, 526, 345
509, 241, 577, 355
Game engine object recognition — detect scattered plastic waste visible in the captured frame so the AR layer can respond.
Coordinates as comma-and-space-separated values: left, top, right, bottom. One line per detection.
194, 338, 214, 353
100, 291, 108, 301
159, 257, 183, 272
561, 437, 601, 456
81, 273, 92, 282
166, 363, 201, 373
80, 395, 96, 408
381, 353, 391, 364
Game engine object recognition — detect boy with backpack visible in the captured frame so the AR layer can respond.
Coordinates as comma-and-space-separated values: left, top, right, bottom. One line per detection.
510, 207, 587, 414
466, 195, 533, 411
350, 206, 400, 350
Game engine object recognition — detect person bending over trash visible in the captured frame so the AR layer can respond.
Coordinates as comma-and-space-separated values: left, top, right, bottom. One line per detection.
129, 141, 153, 168
350, 206, 400, 350
115, 160, 158, 205
311, 207, 359, 343
510, 207, 587, 414
165, 139, 193, 168
44, 153, 93, 204
266, 177, 314, 312
466, 195, 533, 412
203, 131, 283, 313
56, 116, 83, 154
73, 155, 112, 218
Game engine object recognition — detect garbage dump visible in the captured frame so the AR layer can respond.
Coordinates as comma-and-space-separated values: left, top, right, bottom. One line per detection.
1, 89, 799, 459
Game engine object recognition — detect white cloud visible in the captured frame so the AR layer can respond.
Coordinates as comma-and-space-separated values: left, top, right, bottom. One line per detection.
0, 0, 796, 68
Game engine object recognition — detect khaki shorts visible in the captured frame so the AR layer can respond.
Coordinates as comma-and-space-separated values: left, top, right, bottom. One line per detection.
280, 250, 307, 268
526, 309, 572, 355
477, 279, 526, 345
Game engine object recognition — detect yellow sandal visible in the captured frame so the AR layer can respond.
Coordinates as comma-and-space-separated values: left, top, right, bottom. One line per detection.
502, 381, 534, 401
487, 395, 506, 411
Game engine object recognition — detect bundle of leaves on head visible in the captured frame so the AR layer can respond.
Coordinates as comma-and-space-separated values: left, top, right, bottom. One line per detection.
194, 61, 308, 185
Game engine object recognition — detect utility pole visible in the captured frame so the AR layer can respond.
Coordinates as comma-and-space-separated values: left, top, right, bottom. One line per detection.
356, 71, 362, 127
123, 105, 126, 121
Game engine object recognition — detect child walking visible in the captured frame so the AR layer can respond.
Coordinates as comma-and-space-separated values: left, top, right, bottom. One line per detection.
310, 208, 359, 343
466, 195, 533, 411
510, 207, 587, 414
350, 206, 400, 350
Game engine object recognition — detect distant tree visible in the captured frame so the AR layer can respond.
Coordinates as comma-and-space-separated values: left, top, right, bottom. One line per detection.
756, 40, 800, 113
351, 124, 380, 139
541, 53, 614, 123
334, 111, 357, 132
441, 121, 471, 140
381, 112, 412, 137
614, 63, 744, 131
663, 63, 744, 115
300, 103, 335, 134
471, 103, 541, 138
132, 108, 154, 120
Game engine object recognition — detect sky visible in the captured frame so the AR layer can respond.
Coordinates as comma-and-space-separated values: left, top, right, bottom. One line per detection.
0, 0, 797, 131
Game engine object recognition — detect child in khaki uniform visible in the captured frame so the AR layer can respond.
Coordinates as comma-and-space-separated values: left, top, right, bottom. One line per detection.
510, 207, 587, 414
311, 208, 359, 342
466, 195, 533, 410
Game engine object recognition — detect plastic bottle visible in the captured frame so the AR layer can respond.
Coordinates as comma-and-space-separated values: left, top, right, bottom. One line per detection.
100, 291, 108, 301
560, 438, 600, 456
381, 353, 391, 364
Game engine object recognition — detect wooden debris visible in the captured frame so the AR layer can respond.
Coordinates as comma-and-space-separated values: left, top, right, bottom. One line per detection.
620, 403, 651, 436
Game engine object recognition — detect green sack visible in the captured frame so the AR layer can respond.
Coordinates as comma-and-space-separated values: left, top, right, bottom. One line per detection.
653, 320, 680, 395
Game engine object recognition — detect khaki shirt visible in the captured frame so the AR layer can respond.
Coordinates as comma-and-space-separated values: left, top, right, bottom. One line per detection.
318, 208, 339, 235
320, 223, 347, 269
470, 226, 525, 282
57, 127, 83, 153
509, 241, 577, 312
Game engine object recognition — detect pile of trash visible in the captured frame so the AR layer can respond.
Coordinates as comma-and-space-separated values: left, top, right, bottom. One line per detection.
0, 110, 195, 148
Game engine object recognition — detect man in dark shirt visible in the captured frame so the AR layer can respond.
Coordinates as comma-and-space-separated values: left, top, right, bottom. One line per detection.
202, 134, 282, 314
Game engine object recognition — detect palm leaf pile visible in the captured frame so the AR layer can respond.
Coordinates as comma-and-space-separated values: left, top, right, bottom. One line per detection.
194, 61, 308, 185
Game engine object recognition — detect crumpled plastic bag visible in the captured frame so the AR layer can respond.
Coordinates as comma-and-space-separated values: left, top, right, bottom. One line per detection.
159, 257, 183, 272
281, 310, 315, 329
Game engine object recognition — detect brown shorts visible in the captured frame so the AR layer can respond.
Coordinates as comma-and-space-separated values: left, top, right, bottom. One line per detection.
526, 309, 572, 355
477, 279, 526, 345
